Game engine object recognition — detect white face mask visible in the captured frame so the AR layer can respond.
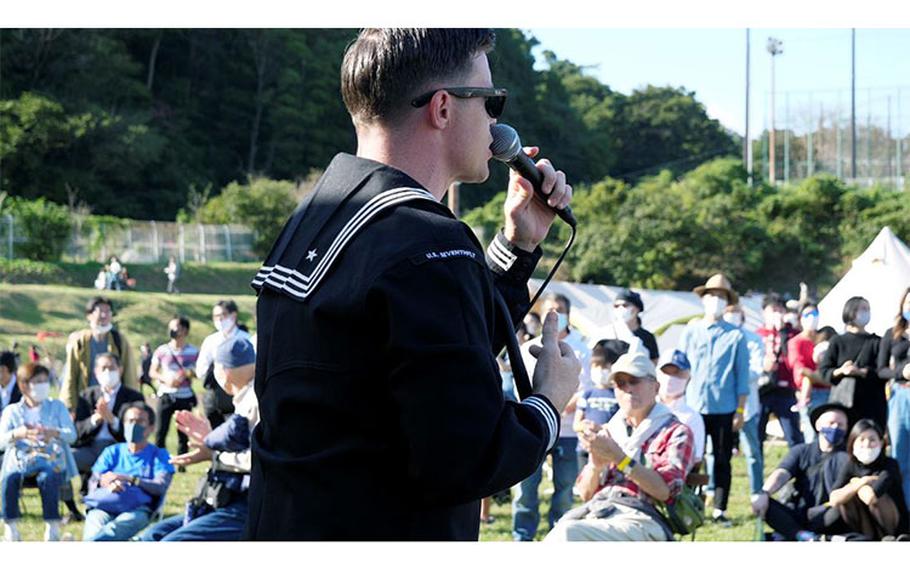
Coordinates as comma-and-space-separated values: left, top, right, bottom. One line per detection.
703, 295, 727, 318
556, 313, 569, 332
216, 315, 236, 334
615, 306, 636, 324
657, 371, 688, 398
30, 382, 50, 403
722, 312, 743, 327
92, 323, 113, 335
592, 368, 610, 387
853, 445, 881, 465
801, 313, 819, 332
783, 313, 799, 328
98, 369, 121, 390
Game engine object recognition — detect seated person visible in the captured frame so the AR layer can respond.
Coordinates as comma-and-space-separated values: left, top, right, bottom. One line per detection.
141, 336, 258, 541
545, 352, 695, 541
751, 402, 852, 540
82, 403, 173, 541
574, 340, 627, 465
0, 363, 78, 542
73, 353, 145, 485
827, 419, 909, 540
656, 350, 705, 465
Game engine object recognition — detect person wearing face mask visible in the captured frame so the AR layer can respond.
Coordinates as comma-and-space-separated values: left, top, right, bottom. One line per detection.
756, 293, 804, 449
82, 403, 174, 541
788, 303, 831, 443
143, 336, 259, 541
150, 316, 199, 464
574, 339, 628, 468
656, 350, 704, 466
819, 296, 884, 430
677, 273, 749, 527
513, 293, 591, 541
0, 363, 78, 541
608, 289, 659, 365
828, 419, 909, 540
877, 287, 910, 510
61, 296, 137, 412
751, 402, 852, 541
196, 300, 249, 429
73, 353, 145, 480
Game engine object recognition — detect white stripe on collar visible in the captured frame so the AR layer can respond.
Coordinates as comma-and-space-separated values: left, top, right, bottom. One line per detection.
252, 187, 436, 301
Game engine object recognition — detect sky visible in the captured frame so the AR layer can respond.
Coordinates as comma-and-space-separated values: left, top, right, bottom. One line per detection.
528, 28, 910, 140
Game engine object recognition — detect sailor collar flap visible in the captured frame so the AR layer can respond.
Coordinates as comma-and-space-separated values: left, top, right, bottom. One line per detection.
251, 154, 442, 302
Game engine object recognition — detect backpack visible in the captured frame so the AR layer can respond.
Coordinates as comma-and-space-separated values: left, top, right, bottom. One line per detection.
656, 483, 705, 536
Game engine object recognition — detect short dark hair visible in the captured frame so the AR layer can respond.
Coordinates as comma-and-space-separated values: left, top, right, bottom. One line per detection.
215, 300, 239, 315
94, 352, 121, 368
842, 296, 868, 325
341, 28, 496, 125
846, 418, 884, 463
816, 326, 837, 342
16, 362, 49, 394
172, 314, 191, 332
123, 402, 156, 428
85, 296, 114, 316
762, 293, 785, 310
0, 351, 16, 373
543, 292, 571, 314
591, 339, 630, 367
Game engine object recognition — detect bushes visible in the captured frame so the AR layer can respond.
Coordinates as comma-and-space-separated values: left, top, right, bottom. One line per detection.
2, 197, 73, 261
0, 258, 66, 284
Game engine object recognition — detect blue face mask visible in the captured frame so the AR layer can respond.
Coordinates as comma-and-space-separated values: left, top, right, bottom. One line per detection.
124, 422, 145, 444
903, 310, 910, 322
819, 426, 846, 447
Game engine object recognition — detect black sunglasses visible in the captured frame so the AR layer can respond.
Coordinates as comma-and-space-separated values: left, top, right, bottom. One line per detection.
411, 87, 508, 119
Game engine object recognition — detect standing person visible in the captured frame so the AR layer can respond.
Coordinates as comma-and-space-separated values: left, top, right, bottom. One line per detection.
789, 303, 831, 442
722, 302, 766, 508
164, 255, 180, 294
0, 363, 78, 542
195, 300, 248, 429
247, 28, 580, 541
819, 296, 884, 429
678, 273, 749, 527
61, 297, 137, 411
108, 256, 124, 291
513, 293, 591, 541
656, 350, 705, 465
574, 339, 628, 468
756, 293, 804, 449
877, 287, 910, 510
609, 289, 659, 364
149, 316, 199, 465
138, 342, 154, 396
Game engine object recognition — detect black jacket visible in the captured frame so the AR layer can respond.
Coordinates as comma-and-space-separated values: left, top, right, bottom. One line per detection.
1, 381, 22, 414
246, 154, 559, 541
73, 385, 145, 447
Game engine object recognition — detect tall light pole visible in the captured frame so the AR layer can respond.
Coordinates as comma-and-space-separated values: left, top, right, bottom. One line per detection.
767, 37, 783, 184
851, 29, 857, 180
745, 29, 752, 186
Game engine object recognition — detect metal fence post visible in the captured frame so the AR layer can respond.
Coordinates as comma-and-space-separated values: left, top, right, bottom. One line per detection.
151, 220, 160, 261
223, 224, 233, 262
178, 223, 185, 264
198, 224, 206, 264
5, 214, 13, 260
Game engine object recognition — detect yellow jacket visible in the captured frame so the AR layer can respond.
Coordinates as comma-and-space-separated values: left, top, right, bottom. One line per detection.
61, 328, 138, 410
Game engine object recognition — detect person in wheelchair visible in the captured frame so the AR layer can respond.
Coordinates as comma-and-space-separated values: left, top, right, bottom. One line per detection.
0, 362, 78, 541
81, 403, 173, 541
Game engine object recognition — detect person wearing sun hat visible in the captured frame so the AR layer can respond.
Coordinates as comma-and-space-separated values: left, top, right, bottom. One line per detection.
677, 273, 750, 527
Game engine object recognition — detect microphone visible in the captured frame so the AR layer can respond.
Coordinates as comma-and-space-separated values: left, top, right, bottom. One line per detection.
490, 123, 577, 227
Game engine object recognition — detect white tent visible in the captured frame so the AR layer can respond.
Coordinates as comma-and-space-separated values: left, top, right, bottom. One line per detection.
818, 226, 910, 336
529, 279, 764, 355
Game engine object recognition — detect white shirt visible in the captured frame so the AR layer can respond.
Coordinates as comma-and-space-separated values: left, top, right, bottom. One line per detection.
664, 396, 705, 463
23, 403, 42, 426
1, 375, 16, 410
196, 326, 251, 378
94, 384, 121, 442
215, 380, 259, 475
521, 328, 592, 439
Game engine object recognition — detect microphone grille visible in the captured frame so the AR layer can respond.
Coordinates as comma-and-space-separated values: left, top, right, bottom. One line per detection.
489, 123, 522, 162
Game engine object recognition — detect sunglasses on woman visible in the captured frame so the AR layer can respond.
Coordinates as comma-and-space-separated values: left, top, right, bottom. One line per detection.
411, 87, 508, 119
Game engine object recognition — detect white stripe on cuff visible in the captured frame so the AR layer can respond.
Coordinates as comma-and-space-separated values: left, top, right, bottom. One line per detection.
487, 236, 517, 272
521, 396, 558, 450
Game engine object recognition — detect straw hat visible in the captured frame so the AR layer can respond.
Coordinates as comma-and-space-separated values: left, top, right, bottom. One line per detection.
692, 273, 739, 305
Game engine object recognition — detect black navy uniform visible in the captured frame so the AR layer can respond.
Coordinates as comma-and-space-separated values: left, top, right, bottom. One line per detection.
246, 153, 561, 540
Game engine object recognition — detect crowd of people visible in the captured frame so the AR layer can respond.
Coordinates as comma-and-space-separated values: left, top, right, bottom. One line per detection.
0, 295, 257, 541
92, 254, 182, 294
1, 275, 908, 542
500, 277, 910, 541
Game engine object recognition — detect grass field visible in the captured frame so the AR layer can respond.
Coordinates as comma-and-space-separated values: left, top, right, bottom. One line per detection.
3, 281, 791, 541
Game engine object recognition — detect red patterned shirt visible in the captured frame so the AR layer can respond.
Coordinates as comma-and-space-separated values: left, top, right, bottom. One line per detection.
584, 418, 694, 506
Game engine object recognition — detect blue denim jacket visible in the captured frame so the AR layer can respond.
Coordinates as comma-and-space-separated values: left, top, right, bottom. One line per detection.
679, 318, 751, 415
0, 399, 78, 480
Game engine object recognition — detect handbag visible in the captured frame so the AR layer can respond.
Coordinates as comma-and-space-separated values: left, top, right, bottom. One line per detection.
656, 484, 705, 536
